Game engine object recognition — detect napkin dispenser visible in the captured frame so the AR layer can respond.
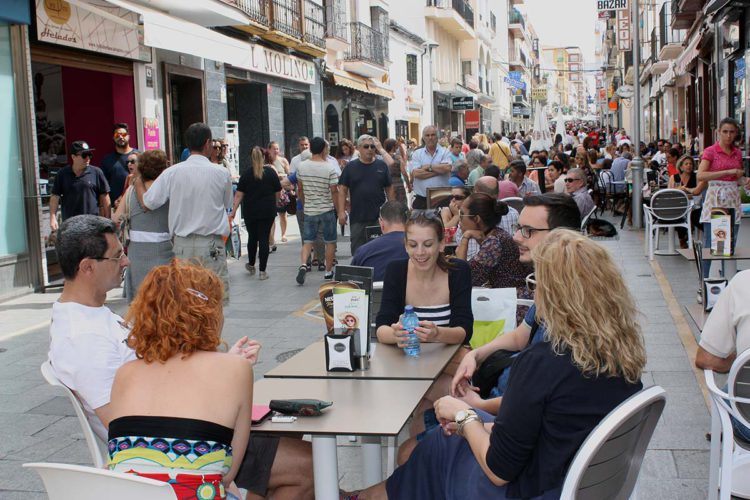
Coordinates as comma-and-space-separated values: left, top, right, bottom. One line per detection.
325, 328, 369, 372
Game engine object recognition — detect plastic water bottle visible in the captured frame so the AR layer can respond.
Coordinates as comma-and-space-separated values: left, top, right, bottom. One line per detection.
401, 305, 421, 358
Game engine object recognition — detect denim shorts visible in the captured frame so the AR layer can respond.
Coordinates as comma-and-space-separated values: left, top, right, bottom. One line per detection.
303, 210, 337, 244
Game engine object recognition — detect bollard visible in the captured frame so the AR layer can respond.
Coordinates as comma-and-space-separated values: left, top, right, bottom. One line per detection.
630, 157, 644, 229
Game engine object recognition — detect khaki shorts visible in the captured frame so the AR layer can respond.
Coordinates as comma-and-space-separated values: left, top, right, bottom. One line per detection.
173, 234, 230, 301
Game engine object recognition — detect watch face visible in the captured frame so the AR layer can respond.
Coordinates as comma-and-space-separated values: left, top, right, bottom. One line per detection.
455, 410, 468, 422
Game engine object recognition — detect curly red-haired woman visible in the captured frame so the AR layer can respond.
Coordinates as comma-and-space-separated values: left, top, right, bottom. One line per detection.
107, 260, 252, 500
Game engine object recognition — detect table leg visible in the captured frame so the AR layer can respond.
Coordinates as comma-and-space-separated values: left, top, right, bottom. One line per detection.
312, 435, 339, 500
361, 435, 383, 487
386, 436, 396, 475
654, 227, 678, 255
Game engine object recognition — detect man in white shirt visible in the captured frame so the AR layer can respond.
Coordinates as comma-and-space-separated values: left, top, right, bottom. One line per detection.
47, 214, 315, 499
408, 125, 452, 210
289, 136, 311, 175
135, 123, 233, 299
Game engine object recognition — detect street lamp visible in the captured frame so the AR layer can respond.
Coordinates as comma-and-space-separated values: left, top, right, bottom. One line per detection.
630, 0, 645, 229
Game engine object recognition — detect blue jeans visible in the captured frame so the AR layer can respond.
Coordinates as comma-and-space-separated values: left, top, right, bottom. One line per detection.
303, 210, 337, 244
702, 222, 740, 279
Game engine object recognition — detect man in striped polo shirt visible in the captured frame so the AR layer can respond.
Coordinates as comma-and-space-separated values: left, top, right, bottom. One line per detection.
295, 137, 341, 284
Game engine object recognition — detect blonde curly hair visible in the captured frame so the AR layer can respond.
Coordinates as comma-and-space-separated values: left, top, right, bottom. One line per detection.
532, 229, 645, 384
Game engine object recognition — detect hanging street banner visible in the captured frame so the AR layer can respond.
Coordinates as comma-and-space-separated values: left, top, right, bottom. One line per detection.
532, 88, 547, 101
504, 77, 526, 90
616, 8, 632, 51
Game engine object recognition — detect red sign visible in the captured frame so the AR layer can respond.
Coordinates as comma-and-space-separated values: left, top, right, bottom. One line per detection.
608, 101, 619, 110
143, 118, 160, 150
465, 110, 480, 129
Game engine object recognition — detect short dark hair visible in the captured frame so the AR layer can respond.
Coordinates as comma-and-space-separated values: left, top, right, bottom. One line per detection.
298, 136, 310, 144
523, 193, 582, 230
667, 148, 680, 159
484, 165, 501, 179
509, 159, 526, 175
112, 123, 129, 134
310, 137, 328, 155
185, 123, 212, 152
450, 138, 463, 147
469, 139, 479, 149
379, 200, 408, 225
56, 215, 116, 280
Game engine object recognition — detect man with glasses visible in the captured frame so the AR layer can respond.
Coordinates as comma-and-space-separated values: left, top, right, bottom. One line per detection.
338, 134, 395, 255
49, 141, 111, 232
450, 193, 581, 408
351, 200, 408, 281
47, 215, 316, 500
101, 123, 138, 206
564, 167, 595, 217
408, 125, 452, 210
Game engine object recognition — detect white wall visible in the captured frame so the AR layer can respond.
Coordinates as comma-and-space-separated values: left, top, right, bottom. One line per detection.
387, 31, 433, 135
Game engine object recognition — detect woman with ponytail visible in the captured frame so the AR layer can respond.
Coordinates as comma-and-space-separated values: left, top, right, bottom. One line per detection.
456, 193, 532, 291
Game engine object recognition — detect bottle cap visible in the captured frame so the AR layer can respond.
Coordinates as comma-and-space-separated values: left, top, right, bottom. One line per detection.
404, 305, 414, 313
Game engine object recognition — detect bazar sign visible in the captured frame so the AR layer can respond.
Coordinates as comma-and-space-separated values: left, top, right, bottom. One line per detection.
245, 43, 316, 85
597, 0, 628, 11
35, 0, 147, 61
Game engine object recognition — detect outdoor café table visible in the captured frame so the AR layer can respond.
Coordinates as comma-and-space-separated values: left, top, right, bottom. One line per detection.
264, 340, 462, 381
252, 377, 432, 500
677, 247, 750, 279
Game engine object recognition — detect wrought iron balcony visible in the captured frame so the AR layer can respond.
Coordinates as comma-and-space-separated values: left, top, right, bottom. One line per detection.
345, 22, 385, 68
324, 0, 348, 44
234, 0, 270, 26
659, 2, 685, 57
271, 0, 302, 39
303, 0, 325, 49
451, 0, 474, 28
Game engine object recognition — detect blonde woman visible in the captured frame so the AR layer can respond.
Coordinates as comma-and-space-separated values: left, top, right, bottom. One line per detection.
357, 229, 645, 500
230, 147, 281, 280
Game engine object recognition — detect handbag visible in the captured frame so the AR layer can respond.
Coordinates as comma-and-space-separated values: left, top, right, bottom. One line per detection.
276, 188, 290, 209
286, 191, 297, 215
118, 187, 132, 246
472, 322, 540, 398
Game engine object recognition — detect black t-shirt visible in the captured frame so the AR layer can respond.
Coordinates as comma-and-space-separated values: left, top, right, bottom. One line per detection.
338, 158, 391, 223
51, 165, 110, 220
101, 150, 138, 202
237, 166, 282, 220
671, 172, 697, 189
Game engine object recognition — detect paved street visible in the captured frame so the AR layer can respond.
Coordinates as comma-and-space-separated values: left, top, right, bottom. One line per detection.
1, 217, 741, 499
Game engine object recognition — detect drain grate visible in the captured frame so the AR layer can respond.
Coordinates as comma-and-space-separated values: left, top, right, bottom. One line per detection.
276, 348, 303, 363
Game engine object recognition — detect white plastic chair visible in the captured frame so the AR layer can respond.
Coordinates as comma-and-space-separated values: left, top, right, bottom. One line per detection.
24, 462, 177, 499
500, 196, 524, 213
643, 189, 693, 260
705, 348, 750, 499
560, 385, 667, 499
580, 206, 597, 232
40, 361, 107, 468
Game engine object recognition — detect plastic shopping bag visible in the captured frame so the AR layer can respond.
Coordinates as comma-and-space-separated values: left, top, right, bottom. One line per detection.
469, 287, 518, 350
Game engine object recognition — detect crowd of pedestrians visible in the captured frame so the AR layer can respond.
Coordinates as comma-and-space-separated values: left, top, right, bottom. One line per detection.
42, 115, 750, 500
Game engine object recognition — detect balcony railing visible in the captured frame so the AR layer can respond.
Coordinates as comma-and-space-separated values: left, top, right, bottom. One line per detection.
509, 7, 525, 30
345, 22, 385, 67
324, 0, 348, 42
426, 0, 474, 29
271, 0, 302, 39
303, 1, 325, 48
650, 28, 657, 63
490, 12, 496, 32
235, 0, 270, 25
659, 3, 685, 48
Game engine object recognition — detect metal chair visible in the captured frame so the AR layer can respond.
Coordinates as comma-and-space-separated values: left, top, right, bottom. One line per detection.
560, 385, 667, 499
24, 463, 177, 500
705, 348, 750, 499
500, 196, 524, 213
40, 361, 107, 468
643, 189, 693, 260
580, 206, 597, 233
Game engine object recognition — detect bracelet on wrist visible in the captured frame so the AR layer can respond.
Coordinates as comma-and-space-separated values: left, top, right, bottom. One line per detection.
458, 415, 481, 437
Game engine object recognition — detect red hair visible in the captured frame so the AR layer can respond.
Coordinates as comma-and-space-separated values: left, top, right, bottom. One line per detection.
126, 260, 224, 363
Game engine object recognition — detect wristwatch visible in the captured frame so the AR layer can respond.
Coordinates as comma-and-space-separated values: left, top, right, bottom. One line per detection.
455, 409, 479, 436
428, 165, 433, 173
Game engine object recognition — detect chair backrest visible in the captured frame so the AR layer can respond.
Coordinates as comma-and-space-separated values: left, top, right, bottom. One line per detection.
365, 225, 382, 242
560, 385, 667, 500
728, 348, 750, 430
24, 462, 177, 500
40, 361, 106, 468
500, 196, 524, 213
370, 281, 384, 339
580, 206, 597, 231
650, 188, 690, 221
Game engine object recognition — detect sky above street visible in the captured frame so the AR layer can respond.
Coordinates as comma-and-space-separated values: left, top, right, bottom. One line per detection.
523, 0, 599, 67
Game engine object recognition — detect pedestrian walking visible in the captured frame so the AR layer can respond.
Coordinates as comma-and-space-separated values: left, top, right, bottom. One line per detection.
135, 122, 233, 300
267, 141, 290, 246
408, 126, 452, 211
100, 123, 138, 206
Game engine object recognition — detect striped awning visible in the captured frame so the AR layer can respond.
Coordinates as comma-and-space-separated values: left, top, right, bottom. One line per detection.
331, 70, 394, 99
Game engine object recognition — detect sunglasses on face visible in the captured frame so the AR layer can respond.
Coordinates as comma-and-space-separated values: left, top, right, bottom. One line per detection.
564, 178, 581, 183
79, 153, 93, 159
361, 144, 376, 150
127, 159, 136, 165
113, 132, 128, 138
213, 145, 221, 149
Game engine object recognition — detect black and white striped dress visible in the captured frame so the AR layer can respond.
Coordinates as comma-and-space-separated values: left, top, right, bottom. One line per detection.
412, 304, 451, 326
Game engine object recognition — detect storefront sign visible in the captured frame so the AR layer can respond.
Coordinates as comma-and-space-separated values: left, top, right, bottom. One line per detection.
508, 71, 523, 81
143, 118, 160, 150
616, 8, 632, 51
532, 88, 547, 101
465, 110, 480, 129
451, 96, 475, 111
597, 0, 628, 12
512, 103, 531, 118
36, 0, 146, 61
244, 43, 316, 85
735, 57, 746, 80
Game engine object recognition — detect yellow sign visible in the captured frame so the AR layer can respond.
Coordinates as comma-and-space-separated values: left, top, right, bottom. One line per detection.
532, 88, 547, 101
44, 0, 71, 24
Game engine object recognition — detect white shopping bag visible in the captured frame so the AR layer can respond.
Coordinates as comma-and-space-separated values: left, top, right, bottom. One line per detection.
470, 287, 518, 350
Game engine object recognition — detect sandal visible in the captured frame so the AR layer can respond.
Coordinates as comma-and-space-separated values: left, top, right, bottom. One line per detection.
271, 245, 278, 252
281, 237, 288, 243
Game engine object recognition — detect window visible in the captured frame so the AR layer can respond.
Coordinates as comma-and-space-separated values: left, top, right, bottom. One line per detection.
406, 54, 418, 85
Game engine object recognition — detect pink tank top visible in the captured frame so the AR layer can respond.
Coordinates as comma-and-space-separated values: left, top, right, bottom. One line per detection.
701, 143, 742, 182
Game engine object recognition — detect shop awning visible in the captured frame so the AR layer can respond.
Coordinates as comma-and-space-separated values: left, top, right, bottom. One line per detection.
331, 70, 394, 99
674, 32, 701, 77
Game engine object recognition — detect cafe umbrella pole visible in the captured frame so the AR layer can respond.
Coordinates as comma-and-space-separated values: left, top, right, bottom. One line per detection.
630, 0, 644, 229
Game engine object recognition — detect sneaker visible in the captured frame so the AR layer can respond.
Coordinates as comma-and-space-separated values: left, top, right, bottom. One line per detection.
306, 264, 312, 272
318, 262, 326, 272
324, 271, 334, 280
296, 266, 307, 285
259, 271, 269, 280
245, 264, 256, 275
